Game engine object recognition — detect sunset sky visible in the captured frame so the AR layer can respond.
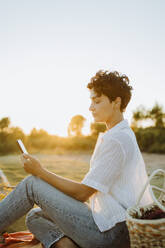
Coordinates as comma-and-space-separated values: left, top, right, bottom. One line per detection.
0, 0, 165, 136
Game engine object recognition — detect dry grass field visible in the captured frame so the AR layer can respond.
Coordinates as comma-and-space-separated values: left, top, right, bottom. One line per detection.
0, 152, 165, 232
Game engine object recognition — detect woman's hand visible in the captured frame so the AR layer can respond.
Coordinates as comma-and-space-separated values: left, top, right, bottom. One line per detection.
20, 154, 44, 176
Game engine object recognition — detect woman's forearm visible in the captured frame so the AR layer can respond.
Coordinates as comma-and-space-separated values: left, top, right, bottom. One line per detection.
37, 168, 86, 202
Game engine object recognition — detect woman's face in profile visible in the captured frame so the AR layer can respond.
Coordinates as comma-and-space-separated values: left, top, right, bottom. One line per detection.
89, 89, 115, 123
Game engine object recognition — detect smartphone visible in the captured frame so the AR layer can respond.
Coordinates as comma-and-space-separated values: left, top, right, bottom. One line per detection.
16, 139, 28, 154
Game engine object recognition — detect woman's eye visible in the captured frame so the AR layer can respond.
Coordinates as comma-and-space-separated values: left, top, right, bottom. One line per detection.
95, 101, 100, 104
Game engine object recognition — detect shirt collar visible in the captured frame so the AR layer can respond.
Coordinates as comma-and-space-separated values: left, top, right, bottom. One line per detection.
102, 119, 129, 140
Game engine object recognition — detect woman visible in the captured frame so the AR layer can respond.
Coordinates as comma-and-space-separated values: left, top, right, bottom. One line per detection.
0, 70, 153, 248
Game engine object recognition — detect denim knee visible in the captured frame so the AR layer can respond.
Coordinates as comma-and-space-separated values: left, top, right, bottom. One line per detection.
22, 175, 37, 184
26, 208, 39, 228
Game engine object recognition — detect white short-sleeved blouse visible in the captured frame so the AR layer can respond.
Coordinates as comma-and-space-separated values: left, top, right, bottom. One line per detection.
81, 119, 153, 232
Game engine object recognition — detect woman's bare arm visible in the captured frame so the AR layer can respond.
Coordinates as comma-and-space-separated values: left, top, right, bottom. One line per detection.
38, 168, 96, 202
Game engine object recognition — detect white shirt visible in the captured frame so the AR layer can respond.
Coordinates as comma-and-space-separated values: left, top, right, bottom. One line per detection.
81, 119, 153, 232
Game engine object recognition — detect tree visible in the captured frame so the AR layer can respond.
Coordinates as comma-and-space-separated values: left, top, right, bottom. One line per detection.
29, 128, 49, 138
90, 122, 106, 136
131, 105, 147, 128
148, 103, 165, 128
131, 103, 165, 128
0, 117, 10, 131
28, 128, 51, 150
68, 115, 86, 136
10, 126, 25, 139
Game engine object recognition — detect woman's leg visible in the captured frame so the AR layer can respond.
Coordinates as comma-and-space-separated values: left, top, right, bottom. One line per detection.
26, 208, 65, 248
26, 208, 80, 248
26, 208, 130, 248
0, 176, 130, 248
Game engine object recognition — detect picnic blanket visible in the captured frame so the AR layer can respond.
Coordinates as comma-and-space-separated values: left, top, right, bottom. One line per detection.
0, 173, 43, 247
0, 231, 42, 248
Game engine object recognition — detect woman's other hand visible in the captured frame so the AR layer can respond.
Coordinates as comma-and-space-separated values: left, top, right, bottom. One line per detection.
20, 154, 44, 176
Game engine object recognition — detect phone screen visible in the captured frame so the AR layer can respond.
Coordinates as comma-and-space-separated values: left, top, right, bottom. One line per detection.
16, 139, 28, 154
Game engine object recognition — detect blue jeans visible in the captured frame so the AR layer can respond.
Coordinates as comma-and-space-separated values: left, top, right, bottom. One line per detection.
0, 176, 130, 248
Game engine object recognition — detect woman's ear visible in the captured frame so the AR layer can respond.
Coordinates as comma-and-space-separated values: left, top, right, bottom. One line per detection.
115, 97, 121, 110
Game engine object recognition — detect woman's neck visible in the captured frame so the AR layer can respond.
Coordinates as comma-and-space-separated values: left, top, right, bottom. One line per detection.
106, 115, 124, 130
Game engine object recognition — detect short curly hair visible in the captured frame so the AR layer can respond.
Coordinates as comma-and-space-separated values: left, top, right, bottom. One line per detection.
87, 70, 133, 112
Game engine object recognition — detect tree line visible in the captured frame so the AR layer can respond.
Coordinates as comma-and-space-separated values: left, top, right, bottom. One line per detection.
131, 103, 165, 153
0, 102, 165, 155
0, 115, 106, 155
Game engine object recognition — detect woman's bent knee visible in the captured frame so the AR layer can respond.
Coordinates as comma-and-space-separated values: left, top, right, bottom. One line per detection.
23, 175, 37, 184
26, 208, 40, 227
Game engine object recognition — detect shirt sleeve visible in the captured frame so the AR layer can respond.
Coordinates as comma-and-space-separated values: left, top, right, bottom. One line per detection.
81, 138, 126, 194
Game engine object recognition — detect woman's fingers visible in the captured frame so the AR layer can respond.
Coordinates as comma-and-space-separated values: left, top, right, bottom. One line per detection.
23, 153, 30, 159
20, 154, 32, 166
20, 154, 26, 165
23, 154, 33, 162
